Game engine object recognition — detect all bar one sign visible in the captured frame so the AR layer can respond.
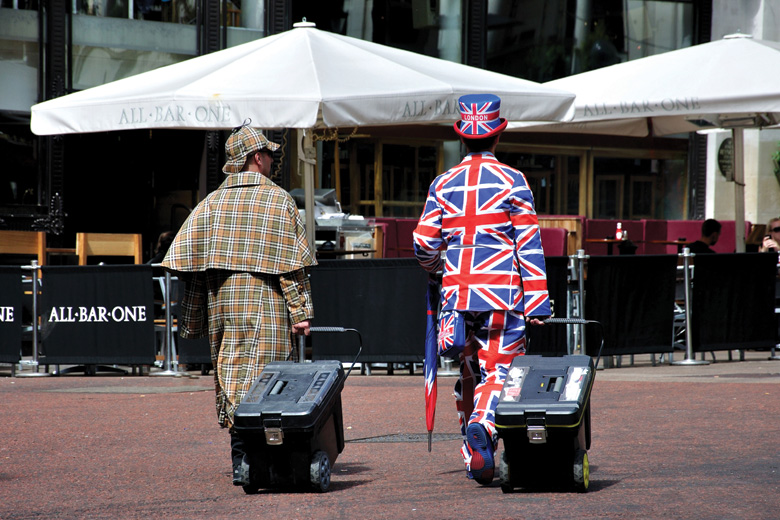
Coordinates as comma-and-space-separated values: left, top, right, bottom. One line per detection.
48, 306, 148, 323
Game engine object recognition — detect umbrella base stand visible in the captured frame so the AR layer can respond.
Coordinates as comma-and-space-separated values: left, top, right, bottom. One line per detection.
438, 358, 459, 377
671, 357, 710, 366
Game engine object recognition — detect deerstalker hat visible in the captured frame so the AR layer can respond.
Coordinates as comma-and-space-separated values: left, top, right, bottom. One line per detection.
453, 93, 508, 139
223, 125, 280, 174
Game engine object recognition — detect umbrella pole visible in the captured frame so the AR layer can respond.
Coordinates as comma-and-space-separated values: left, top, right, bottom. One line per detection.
299, 129, 317, 251
732, 128, 746, 253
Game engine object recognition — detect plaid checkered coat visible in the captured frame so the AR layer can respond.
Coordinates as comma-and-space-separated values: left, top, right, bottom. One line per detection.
163, 171, 316, 428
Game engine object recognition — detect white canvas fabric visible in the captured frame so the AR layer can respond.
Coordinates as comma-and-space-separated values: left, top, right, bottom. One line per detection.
30, 24, 574, 136
536, 34, 780, 137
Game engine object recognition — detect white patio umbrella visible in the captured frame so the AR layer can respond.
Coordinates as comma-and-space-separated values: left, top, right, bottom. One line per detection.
30, 21, 575, 246
510, 34, 780, 252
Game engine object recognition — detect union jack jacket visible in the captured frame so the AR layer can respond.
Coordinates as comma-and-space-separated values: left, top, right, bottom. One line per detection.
413, 152, 550, 316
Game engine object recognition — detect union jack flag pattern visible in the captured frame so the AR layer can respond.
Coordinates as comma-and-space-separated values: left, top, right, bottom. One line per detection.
458, 98, 500, 136
413, 151, 550, 317
452, 309, 526, 470
414, 151, 549, 472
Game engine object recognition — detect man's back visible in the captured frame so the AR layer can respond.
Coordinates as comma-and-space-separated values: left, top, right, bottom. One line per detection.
414, 152, 548, 315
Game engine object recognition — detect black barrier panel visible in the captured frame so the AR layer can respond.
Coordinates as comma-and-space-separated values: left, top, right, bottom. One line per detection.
526, 257, 569, 356
170, 278, 211, 366
40, 265, 156, 365
310, 258, 427, 363
584, 255, 677, 357
151, 276, 212, 367
178, 336, 212, 365
0, 267, 23, 363
690, 253, 777, 352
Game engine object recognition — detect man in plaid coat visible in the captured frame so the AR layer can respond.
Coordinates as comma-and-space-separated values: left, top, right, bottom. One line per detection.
413, 93, 550, 485
163, 125, 316, 487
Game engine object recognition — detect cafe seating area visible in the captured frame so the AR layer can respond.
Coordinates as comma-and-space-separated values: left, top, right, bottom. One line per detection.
372, 216, 756, 257
1, 225, 777, 377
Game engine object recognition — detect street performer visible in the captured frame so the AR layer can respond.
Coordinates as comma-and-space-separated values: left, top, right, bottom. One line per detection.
413, 93, 550, 485
162, 124, 316, 488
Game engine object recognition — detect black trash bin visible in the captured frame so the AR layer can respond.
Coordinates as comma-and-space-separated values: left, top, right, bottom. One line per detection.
233, 360, 346, 493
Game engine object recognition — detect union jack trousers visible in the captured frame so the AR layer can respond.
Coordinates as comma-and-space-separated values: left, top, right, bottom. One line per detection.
441, 308, 526, 469
414, 151, 550, 468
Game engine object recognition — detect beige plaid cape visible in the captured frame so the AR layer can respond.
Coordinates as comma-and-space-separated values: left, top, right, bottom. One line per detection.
162, 172, 316, 428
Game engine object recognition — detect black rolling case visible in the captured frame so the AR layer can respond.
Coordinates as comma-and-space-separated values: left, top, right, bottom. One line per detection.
232, 327, 361, 493
495, 318, 602, 493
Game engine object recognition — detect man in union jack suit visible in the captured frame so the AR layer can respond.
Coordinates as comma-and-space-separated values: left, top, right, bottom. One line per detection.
413, 93, 550, 485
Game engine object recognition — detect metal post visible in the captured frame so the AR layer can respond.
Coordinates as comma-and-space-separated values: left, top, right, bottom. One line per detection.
17, 261, 49, 377
771, 310, 780, 359
673, 247, 709, 365
576, 249, 588, 355
152, 270, 180, 376
566, 254, 576, 355
732, 127, 746, 253
298, 334, 306, 363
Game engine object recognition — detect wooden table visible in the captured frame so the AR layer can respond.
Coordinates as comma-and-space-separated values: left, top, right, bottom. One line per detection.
585, 238, 625, 255
643, 240, 691, 254
316, 249, 376, 259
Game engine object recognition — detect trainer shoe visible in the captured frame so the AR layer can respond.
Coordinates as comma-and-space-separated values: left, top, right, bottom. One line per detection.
466, 423, 494, 485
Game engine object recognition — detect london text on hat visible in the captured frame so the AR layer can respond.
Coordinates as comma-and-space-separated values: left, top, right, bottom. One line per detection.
223, 125, 281, 174
453, 93, 508, 139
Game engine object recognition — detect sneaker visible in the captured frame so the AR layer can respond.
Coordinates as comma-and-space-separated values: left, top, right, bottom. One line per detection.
466, 423, 494, 485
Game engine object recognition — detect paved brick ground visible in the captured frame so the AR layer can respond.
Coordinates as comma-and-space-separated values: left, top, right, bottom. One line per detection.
1, 352, 779, 519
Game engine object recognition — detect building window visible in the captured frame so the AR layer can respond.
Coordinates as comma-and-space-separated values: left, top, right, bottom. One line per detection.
593, 156, 687, 220
0, 123, 38, 209
291, 0, 462, 62
318, 138, 440, 218
381, 143, 438, 218
498, 149, 583, 216
486, 0, 694, 82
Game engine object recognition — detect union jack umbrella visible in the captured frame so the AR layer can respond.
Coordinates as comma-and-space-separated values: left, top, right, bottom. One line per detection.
424, 277, 440, 452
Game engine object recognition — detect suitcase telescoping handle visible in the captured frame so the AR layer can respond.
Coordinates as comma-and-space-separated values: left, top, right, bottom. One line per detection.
541, 318, 605, 369
307, 326, 364, 379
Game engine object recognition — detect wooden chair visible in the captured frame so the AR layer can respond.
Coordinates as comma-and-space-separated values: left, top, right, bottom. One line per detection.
0, 230, 47, 266
76, 233, 143, 265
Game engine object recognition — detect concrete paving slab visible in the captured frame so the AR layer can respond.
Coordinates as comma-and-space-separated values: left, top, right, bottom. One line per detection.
1, 352, 779, 519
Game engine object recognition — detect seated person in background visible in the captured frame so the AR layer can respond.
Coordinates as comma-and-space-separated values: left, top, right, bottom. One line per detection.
687, 218, 721, 254
148, 231, 177, 280
148, 231, 176, 264
759, 217, 780, 253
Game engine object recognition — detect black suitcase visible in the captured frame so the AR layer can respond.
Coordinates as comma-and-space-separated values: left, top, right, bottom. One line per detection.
495, 318, 601, 493
232, 327, 361, 493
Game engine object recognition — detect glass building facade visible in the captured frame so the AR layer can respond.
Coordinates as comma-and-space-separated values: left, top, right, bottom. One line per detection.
0, 0, 709, 254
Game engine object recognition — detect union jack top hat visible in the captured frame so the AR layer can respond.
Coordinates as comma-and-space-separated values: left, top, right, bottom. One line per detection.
454, 93, 508, 139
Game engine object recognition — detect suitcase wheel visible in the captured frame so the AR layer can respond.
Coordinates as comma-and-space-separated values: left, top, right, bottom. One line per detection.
242, 482, 260, 495
499, 451, 513, 493
572, 449, 589, 493
310, 450, 332, 492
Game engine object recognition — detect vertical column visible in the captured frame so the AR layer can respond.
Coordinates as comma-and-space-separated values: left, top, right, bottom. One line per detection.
465, 0, 487, 67
41, 0, 70, 234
